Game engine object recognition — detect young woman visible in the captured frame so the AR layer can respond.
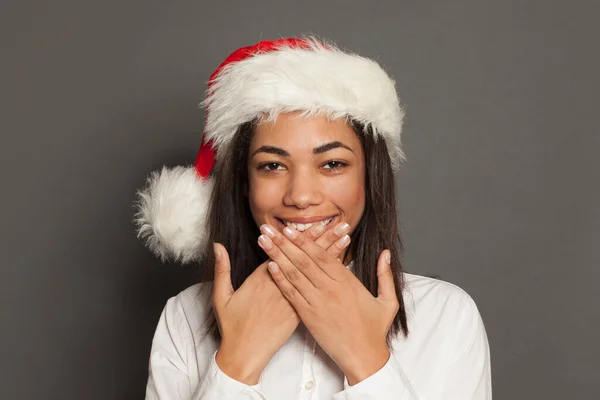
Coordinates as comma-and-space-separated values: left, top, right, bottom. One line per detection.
135, 37, 492, 400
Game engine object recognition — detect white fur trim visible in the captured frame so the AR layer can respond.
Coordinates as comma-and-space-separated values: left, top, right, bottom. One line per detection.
134, 166, 213, 263
202, 38, 406, 170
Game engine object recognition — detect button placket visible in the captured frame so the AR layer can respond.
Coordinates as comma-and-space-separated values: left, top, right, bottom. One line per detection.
300, 324, 317, 399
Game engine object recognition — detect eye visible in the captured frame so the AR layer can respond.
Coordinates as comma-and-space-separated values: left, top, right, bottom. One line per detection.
322, 160, 348, 171
258, 162, 285, 172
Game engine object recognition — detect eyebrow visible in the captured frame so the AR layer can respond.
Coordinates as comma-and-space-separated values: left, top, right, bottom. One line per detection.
313, 141, 353, 155
251, 141, 354, 157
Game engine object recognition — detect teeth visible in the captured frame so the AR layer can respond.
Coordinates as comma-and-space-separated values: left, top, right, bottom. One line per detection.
284, 217, 334, 232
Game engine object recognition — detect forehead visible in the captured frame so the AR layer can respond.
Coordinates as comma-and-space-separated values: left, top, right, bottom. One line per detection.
250, 112, 361, 152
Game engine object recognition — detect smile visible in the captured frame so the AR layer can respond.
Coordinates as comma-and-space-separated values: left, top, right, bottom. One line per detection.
279, 217, 335, 232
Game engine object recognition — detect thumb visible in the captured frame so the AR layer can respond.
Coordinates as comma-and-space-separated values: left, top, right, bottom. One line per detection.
376, 249, 396, 302
212, 242, 234, 307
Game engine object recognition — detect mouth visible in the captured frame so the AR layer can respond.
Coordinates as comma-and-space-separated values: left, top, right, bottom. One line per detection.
274, 215, 337, 233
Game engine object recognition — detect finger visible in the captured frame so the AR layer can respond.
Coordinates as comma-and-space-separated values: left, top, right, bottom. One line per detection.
267, 261, 310, 313
282, 225, 349, 282
329, 232, 352, 261
376, 250, 397, 305
258, 230, 318, 303
310, 222, 351, 257
212, 242, 234, 308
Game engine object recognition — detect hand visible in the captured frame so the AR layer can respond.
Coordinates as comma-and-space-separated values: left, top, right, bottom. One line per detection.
258, 223, 399, 385
212, 222, 351, 385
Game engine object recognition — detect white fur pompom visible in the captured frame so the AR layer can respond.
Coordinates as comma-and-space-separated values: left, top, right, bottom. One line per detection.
134, 166, 213, 264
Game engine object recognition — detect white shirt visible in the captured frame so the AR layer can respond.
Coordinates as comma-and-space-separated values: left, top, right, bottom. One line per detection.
145, 272, 492, 399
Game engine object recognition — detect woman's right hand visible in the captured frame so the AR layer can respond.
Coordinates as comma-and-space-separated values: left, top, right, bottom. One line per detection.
212, 222, 351, 385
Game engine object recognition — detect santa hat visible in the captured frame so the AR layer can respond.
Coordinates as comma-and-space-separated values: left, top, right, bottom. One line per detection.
134, 37, 406, 264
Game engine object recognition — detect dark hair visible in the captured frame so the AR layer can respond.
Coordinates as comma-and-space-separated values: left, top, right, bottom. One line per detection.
199, 118, 409, 347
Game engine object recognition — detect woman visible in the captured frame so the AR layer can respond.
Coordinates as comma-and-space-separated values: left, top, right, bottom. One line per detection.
135, 37, 492, 399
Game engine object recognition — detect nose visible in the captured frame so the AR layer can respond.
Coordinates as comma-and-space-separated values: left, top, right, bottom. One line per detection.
283, 168, 323, 209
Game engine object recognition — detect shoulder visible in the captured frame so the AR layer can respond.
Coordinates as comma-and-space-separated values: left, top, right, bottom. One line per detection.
402, 272, 480, 309
401, 272, 485, 334
161, 281, 213, 334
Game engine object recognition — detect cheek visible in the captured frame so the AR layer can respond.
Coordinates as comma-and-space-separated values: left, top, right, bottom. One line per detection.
350, 183, 366, 217
248, 175, 283, 218
327, 177, 365, 217
355, 183, 366, 205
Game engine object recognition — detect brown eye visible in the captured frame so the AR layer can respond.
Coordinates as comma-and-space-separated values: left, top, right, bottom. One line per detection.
258, 162, 285, 171
322, 160, 348, 171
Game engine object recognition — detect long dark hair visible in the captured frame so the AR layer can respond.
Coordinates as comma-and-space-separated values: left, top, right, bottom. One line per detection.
199, 118, 409, 346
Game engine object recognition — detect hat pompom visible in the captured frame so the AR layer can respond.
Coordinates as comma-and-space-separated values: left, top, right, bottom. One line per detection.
134, 166, 213, 264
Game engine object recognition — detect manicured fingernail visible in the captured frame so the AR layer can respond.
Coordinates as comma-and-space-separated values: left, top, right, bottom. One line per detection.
336, 235, 350, 248
334, 223, 350, 236
268, 261, 279, 273
260, 224, 276, 238
283, 226, 298, 239
258, 235, 273, 250
213, 242, 221, 261
385, 250, 391, 264
310, 222, 326, 236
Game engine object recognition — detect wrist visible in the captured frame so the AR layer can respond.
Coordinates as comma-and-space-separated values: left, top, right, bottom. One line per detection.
343, 346, 390, 386
215, 346, 265, 385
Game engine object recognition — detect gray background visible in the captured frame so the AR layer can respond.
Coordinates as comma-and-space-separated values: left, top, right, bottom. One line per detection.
1, 0, 598, 399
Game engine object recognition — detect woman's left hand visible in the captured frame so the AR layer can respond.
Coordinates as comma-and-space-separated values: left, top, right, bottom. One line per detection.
257, 223, 400, 385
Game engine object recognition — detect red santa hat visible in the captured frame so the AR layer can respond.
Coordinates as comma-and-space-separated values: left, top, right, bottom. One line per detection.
134, 37, 406, 263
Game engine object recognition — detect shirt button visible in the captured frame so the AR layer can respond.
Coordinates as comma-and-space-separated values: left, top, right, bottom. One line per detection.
304, 381, 315, 390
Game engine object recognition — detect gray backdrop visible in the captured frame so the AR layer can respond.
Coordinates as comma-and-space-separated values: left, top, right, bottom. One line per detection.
1, 0, 598, 399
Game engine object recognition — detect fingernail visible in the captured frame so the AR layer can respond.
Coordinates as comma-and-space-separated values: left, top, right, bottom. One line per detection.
310, 222, 326, 236
336, 235, 350, 248
385, 250, 391, 264
258, 235, 273, 250
260, 224, 276, 238
213, 242, 221, 261
283, 226, 298, 239
334, 222, 350, 236
268, 261, 279, 273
